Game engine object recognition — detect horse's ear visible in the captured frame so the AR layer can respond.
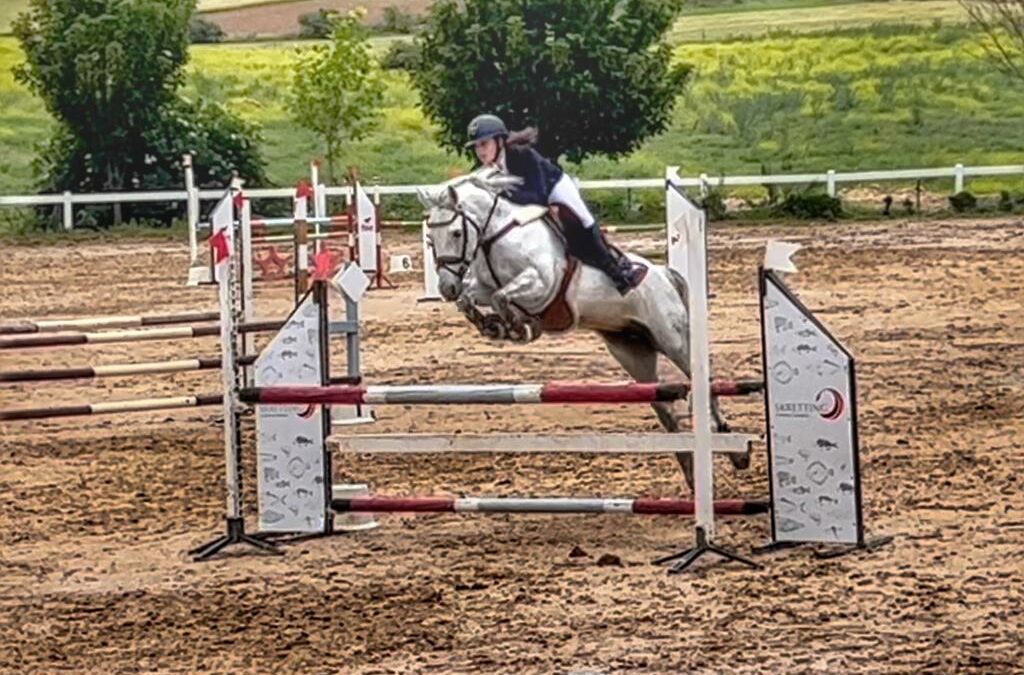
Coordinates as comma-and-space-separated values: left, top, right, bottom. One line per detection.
446, 185, 459, 208
416, 188, 434, 210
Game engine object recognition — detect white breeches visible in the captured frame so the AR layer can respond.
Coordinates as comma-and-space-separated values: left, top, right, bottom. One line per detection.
549, 173, 596, 228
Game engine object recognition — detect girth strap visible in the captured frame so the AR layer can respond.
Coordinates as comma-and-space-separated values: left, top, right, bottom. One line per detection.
534, 256, 579, 332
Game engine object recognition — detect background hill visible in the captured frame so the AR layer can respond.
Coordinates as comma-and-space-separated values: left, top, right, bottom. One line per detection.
2, 0, 969, 39
1, 0, 430, 36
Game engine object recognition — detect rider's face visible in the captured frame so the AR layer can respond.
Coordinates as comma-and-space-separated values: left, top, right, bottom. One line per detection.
474, 138, 500, 166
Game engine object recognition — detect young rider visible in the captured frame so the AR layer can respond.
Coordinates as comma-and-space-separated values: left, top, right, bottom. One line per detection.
465, 113, 645, 295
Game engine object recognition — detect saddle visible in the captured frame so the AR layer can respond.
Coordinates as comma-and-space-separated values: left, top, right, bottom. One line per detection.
485, 205, 640, 333
539, 211, 649, 329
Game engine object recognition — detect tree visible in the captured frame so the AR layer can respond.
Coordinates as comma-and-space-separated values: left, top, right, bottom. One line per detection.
190, 15, 226, 44
412, 0, 689, 162
382, 40, 421, 71
13, 0, 265, 226
289, 10, 385, 182
298, 9, 339, 39
380, 6, 421, 34
963, 0, 1024, 81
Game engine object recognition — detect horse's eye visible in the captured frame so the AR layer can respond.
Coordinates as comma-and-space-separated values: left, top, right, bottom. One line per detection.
452, 230, 462, 239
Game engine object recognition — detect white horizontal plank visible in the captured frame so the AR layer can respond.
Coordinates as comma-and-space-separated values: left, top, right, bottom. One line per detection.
716, 173, 829, 186
196, 188, 297, 201
6, 165, 1024, 211
0, 195, 66, 206
835, 168, 952, 181
72, 191, 188, 204
329, 432, 756, 454
577, 178, 665, 189
966, 165, 1024, 177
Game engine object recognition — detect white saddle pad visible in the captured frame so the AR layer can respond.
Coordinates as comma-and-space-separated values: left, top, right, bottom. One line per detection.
509, 204, 548, 226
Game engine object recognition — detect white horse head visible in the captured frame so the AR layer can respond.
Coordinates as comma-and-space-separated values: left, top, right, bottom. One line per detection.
417, 169, 522, 300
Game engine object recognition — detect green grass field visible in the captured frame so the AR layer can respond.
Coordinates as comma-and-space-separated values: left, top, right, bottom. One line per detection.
0, 38, 52, 194
682, 0, 884, 15
0, 3, 25, 34
2, 4, 1022, 207
675, 0, 968, 41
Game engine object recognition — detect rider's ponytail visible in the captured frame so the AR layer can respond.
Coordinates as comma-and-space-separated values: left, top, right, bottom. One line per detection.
506, 126, 539, 148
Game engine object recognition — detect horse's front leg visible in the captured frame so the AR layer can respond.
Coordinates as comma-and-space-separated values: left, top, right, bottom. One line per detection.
454, 273, 523, 341
491, 269, 547, 343
455, 273, 489, 320
453, 274, 504, 338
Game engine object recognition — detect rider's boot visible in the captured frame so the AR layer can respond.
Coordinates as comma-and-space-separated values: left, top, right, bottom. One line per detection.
556, 207, 646, 295
576, 224, 647, 295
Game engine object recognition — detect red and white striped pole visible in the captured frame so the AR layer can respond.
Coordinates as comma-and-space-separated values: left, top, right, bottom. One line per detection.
0, 394, 223, 421
239, 381, 740, 406
331, 496, 769, 516
239, 380, 761, 407
0, 356, 249, 383
0, 320, 282, 350
0, 310, 220, 335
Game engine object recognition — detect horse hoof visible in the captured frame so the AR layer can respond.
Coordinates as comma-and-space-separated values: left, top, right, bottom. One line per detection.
480, 315, 508, 340
509, 324, 534, 344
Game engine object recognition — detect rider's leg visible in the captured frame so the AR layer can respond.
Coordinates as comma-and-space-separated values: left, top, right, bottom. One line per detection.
549, 174, 645, 295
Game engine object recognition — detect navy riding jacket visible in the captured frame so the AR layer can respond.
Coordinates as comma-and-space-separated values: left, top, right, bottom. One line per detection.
478, 146, 564, 206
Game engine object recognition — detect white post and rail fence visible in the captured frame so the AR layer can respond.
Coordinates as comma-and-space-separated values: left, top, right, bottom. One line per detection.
1, 158, 1020, 264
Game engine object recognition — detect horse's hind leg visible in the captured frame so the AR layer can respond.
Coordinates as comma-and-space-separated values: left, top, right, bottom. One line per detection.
643, 311, 751, 474
639, 303, 731, 433
599, 331, 694, 490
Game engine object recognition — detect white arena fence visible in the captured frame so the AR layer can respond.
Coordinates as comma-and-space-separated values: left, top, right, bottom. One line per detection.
1, 158, 1021, 263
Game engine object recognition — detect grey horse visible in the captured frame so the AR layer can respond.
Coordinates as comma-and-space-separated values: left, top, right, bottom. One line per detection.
417, 169, 749, 488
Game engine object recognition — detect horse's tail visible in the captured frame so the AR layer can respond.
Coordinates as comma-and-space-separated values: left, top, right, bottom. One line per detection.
665, 265, 689, 310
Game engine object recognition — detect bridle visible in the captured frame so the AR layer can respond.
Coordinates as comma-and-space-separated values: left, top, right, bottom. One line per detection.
424, 186, 572, 326
425, 195, 501, 281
